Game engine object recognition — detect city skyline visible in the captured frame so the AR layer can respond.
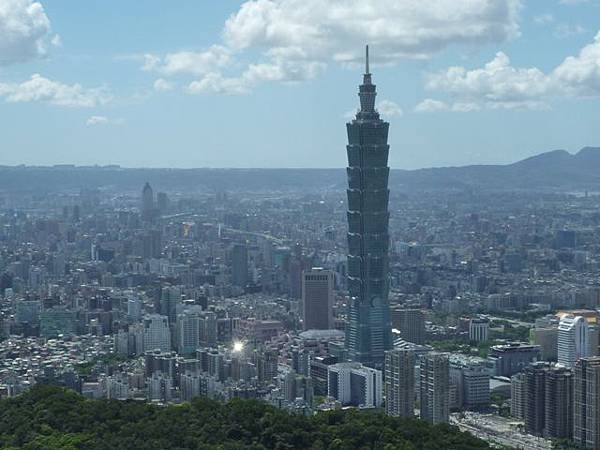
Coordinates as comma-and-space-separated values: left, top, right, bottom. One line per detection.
2, 2, 600, 448
0, 1, 599, 169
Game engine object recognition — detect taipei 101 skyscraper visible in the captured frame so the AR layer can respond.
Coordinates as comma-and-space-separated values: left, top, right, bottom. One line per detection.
345, 46, 393, 369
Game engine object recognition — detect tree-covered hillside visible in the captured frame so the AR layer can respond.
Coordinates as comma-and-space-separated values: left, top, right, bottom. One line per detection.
0, 386, 490, 450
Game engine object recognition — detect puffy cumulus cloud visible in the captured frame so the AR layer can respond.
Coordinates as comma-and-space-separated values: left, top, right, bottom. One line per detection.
142, 45, 232, 77
376, 99, 403, 117
223, 0, 522, 62
0, 74, 112, 107
151, 0, 522, 94
426, 52, 550, 107
187, 58, 325, 95
553, 31, 600, 96
0, 0, 58, 65
420, 34, 600, 111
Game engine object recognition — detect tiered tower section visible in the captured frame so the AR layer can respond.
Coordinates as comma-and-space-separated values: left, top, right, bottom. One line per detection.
345, 46, 393, 369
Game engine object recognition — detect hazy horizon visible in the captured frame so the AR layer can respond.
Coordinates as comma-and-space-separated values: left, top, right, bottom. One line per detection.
1, 146, 596, 171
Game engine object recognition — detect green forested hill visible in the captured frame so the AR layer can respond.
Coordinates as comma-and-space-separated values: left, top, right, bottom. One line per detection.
0, 386, 489, 450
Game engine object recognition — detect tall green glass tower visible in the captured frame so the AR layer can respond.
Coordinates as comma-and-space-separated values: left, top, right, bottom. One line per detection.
345, 46, 393, 369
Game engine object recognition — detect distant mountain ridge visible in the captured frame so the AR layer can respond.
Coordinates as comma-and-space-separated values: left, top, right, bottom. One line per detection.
397, 146, 600, 191
0, 147, 599, 193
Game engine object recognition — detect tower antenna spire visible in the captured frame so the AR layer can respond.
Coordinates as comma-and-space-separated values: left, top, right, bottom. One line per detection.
365, 44, 370, 74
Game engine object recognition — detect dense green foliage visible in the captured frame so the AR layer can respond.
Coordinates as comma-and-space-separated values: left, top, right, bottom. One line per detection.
429, 339, 492, 358
0, 386, 490, 450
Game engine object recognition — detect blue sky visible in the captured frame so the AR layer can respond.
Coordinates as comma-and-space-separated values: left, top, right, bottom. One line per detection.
0, 0, 599, 169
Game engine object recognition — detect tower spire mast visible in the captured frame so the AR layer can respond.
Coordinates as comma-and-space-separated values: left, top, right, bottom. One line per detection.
365, 44, 370, 74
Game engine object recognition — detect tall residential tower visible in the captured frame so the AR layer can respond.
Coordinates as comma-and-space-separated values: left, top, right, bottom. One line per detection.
345, 46, 393, 368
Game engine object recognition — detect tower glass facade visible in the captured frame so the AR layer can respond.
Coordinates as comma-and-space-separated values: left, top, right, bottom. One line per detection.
345, 46, 392, 368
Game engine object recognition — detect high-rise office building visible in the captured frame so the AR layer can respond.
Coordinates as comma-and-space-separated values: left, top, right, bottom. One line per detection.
574, 357, 600, 449
545, 366, 573, 440
180, 372, 203, 402
531, 323, 559, 361
462, 366, 490, 409
143, 314, 171, 352
141, 182, 155, 221
345, 46, 393, 369
385, 349, 416, 417
510, 372, 526, 420
302, 268, 334, 330
256, 349, 278, 385
176, 309, 202, 355
127, 298, 142, 324
558, 314, 592, 368
283, 371, 314, 407
518, 362, 574, 439
141, 229, 162, 259
419, 352, 450, 424
489, 343, 540, 377
160, 286, 182, 325
524, 362, 549, 436
199, 311, 218, 347
147, 372, 172, 402
15, 300, 41, 325
469, 317, 490, 343
231, 243, 249, 288
391, 308, 426, 344
327, 362, 383, 408
106, 374, 130, 400
144, 349, 177, 378
156, 192, 169, 214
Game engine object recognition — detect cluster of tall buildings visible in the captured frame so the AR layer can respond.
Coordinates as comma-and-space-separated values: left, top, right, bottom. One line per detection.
505, 309, 600, 447
511, 357, 600, 447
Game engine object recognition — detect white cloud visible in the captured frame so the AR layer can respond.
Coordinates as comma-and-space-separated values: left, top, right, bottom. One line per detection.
0, 0, 56, 65
451, 102, 481, 112
415, 98, 483, 113
421, 33, 600, 111
150, 0, 523, 94
554, 24, 586, 39
559, 0, 593, 4
415, 98, 449, 112
426, 52, 550, 105
187, 73, 249, 95
187, 58, 325, 95
224, 0, 522, 62
143, 45, 231, 76
86, 115, 124, 126
86, 115, 108, 126
0, 74, 112, 107
377, 99, 403, 117
153, 78, 175, 92
553, 31, 600, 97
533, 13, 554, 25
51, 33, 61, 47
